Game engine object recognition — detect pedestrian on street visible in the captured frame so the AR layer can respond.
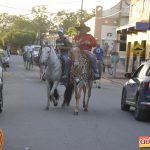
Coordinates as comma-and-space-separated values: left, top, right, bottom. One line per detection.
93, 44, 104, 61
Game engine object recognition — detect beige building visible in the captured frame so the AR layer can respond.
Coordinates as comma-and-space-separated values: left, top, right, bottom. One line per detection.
117, 0, 150, 73
86, 0, 129, 57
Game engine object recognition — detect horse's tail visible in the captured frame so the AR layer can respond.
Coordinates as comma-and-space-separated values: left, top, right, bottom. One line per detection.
64, 83, 74, 106
54, 89, 59, 100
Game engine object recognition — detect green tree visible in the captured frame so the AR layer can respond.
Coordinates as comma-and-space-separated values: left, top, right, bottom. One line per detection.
53, 9, 95, 35
2, 30, 36, 49
31, 6, 54, 44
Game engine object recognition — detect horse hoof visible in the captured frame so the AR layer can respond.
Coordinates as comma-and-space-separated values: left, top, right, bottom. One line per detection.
84, 108, 88, 112
45, 106, 49, 110
53, 102, 58, 107
61, 103, 65, 108
74, 111, 78, 115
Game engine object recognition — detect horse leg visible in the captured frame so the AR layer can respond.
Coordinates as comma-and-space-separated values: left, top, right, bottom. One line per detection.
29, 61, 31, 70
82, 84, 86, 109
46, 80, 51, 110
74, 87, 81, 115
39, 65, 43, 80
31, 58, 34, 68
26, 61, 28, 70
40, 65, 46, 81
50, 81, 59, 106
42, 65, 46, 81
84, 82, 92, 112
98, 78, 101, 88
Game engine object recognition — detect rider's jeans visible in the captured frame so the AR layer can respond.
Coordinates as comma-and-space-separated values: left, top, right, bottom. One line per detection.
88, 53, 98, 73
62, 53, 69, 75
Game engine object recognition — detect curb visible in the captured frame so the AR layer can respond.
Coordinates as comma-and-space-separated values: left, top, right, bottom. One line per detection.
102, 76, 126, 86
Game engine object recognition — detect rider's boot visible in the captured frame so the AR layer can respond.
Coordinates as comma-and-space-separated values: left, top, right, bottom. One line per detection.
62, 74, 67, 79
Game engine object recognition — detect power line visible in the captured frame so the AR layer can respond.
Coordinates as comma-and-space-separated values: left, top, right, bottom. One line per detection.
0, 0, 127, 19
0, 4, 31, 12
0, 0, 94, 14
96, 5, 130, 19
0, 0, 81, 12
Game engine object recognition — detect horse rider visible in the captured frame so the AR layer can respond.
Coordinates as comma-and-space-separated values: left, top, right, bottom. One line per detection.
56, 28, 72, 79
73, 23, 100, 79
23, 44, 33, 61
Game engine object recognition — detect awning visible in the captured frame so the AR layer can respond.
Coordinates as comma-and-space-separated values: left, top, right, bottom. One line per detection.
116, 22, 150, 34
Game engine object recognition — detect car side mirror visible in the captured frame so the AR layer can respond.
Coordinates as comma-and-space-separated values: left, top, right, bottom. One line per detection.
124, 73, 132, 78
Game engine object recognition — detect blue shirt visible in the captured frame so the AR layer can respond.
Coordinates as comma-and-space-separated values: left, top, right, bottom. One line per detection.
93, 47, 104, 60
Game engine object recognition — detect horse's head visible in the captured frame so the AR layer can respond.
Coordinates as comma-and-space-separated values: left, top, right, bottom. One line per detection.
69, 46, 81, 66
40, 46, 51, 63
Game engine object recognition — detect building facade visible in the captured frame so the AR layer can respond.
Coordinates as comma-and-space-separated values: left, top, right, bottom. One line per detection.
86, 0, 129, 57
117, 0, 150, 73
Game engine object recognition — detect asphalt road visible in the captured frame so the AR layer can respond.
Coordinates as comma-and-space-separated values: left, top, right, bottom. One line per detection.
0, 55, 150, 150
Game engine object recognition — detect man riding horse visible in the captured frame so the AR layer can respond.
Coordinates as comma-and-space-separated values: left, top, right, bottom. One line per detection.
73, 23, 100, 79
56, 28, 72, 79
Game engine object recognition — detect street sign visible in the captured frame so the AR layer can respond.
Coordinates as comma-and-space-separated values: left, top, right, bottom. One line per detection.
132, 43, 144, 55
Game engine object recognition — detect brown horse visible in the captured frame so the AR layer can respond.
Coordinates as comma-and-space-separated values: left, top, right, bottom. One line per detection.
62, 46, 93, 115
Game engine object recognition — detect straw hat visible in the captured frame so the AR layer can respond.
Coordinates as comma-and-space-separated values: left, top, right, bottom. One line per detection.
75, 23, 91, 32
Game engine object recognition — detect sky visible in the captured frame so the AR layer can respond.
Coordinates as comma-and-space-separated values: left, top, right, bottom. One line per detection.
0, 0, 121, 16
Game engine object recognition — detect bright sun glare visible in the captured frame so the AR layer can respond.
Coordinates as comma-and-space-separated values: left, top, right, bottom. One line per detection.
0, 0, 121, 15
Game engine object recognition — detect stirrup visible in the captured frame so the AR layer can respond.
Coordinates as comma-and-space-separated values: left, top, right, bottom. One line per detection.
62, 75, 67, 79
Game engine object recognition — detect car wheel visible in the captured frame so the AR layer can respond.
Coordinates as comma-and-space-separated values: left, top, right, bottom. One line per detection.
121, 88, 130, 111
134, 95, 146, 121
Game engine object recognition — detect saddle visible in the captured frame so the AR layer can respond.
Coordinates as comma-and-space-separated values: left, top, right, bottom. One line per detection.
80, 50, 92, 64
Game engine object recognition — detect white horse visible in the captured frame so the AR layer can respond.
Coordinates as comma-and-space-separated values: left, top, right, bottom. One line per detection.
23, 45, 33, 70
40, 46, 62, 109
39, 46, 50, 81
24, 50, 33, 70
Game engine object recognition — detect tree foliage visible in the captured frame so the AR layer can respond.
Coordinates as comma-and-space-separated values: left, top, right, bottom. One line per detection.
0, 7, 94, 48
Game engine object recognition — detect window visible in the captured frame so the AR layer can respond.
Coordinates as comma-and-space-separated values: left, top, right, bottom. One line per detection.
119, 35, 126, 51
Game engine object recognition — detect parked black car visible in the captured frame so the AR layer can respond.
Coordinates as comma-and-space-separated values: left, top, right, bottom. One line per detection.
121, 61, 150, 121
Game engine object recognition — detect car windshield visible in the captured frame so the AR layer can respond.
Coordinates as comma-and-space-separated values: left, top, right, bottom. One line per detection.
34, 47, 40, 51
146, 66, 150, 76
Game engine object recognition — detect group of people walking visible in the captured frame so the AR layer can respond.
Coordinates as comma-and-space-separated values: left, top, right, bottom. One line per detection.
55, 23, 104, 80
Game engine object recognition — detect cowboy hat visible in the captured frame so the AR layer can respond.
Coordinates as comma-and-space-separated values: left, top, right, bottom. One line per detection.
75, 23, 91, 32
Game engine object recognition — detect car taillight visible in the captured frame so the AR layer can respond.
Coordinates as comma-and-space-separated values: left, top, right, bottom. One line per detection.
147, 82, 150, 91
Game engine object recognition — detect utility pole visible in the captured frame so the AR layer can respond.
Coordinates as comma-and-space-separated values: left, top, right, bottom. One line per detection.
80, 0, 83, 24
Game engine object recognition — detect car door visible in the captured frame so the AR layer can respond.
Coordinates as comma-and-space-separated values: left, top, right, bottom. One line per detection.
126, 64, 146, 101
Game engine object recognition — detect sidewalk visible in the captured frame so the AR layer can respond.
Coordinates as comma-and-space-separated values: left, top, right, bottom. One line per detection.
102, 61, 128, 86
